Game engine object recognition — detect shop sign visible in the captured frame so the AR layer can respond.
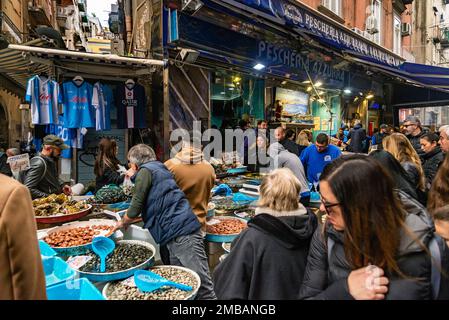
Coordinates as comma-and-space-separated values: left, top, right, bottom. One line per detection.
257, 41, 347, 82
216, 0, 403, 67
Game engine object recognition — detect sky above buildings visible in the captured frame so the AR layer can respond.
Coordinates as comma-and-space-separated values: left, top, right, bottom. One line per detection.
87, 0, 116, 27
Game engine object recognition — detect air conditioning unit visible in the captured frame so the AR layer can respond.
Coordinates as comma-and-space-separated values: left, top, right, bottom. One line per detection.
366, 15, 379, 34
352, 27, 364, 36
401, 23, 411, 36
182, 0, 203, 12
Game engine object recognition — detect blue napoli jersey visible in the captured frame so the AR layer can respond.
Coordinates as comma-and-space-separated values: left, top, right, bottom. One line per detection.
25, 75, 61, 125
45, 116, 75, 159
62, 80, 95, 128
92, 82, 114, 131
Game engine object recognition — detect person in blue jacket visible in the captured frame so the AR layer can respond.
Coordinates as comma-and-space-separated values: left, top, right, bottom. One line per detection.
113, 144, 216, 300
300, 133, 342, 189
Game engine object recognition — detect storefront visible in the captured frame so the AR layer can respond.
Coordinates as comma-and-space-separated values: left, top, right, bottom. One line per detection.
162, 0, 404, 142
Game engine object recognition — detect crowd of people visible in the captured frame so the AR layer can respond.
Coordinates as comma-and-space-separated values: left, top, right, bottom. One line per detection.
1, 114, 449, 300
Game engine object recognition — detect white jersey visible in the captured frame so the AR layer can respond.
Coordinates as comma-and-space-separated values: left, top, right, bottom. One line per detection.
25, 75, 61, 125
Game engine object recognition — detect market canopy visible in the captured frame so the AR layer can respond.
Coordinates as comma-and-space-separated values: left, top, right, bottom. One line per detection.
7, 44, 167, 80
0, 38, 53, 91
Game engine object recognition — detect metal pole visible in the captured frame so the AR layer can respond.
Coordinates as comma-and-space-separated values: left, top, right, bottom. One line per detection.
8, 44, 166, 66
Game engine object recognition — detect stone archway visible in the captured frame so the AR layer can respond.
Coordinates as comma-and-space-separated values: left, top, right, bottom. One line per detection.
0, 103, 8, 150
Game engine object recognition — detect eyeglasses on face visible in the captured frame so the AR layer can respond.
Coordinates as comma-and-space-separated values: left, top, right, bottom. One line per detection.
319, 192, 341, 215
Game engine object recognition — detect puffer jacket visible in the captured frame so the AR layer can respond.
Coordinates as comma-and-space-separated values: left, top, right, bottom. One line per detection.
422, 147, 444, 190
348, 124, 366, 153
299, 191, 449, 300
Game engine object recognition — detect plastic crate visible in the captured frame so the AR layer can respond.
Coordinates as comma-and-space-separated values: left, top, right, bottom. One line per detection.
39, 240, 57, 258
46, 278, 105, 300
43, 257, 77, 287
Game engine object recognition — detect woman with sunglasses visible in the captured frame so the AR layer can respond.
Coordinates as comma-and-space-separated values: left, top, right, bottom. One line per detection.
299, 155, 449, 300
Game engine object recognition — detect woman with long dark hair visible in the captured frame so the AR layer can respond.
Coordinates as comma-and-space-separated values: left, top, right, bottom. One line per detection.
94, 138, 134, 192
299, 155, 449, 300
428, 153, 449, 213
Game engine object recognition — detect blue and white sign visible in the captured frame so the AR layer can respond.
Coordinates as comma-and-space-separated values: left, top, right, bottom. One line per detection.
207, 0, 403, 68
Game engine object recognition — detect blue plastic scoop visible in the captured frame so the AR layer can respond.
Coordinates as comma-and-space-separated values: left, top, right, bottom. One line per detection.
134, 270, 193, 293
91, 236, 115, 273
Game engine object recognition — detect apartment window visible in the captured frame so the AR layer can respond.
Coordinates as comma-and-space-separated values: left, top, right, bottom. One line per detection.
393, 13, 402, 55
323, 0, 342, 17
371, 0, 383, 45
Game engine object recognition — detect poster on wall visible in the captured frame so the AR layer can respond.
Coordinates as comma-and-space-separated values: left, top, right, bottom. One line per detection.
321, 119, 329, 131
275, 88, 309, 116
314, 117, 321, 130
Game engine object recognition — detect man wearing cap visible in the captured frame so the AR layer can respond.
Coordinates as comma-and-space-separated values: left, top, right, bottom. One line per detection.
23, 135, 72, 199
403, 116, 428, 158
371, 124, 390, 151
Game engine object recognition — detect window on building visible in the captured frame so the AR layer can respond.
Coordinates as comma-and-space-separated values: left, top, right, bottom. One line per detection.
323, 0, 342, 17
393, 13, 402, 55
371, 0, 383, 45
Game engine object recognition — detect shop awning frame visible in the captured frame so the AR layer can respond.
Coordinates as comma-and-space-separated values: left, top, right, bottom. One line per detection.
8, 44, 167, 68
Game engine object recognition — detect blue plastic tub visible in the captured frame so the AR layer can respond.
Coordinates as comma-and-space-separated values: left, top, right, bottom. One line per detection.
39, 240, 57, 258
43, 257, 77, 287
46, 278, 105, 300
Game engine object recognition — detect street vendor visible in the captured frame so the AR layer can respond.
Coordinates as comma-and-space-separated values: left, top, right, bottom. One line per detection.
113, 144, 217, 300
23, 135, 72, 199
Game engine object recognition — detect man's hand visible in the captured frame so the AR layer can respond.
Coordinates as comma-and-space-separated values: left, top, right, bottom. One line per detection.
63, 185, 72, 196
347, 265, 389, 300
112, 214, 142, 233
125, 168, 137, 178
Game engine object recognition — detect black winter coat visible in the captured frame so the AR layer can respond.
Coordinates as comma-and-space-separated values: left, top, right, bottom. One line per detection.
422, 147, 444, 189
299, 191, 449, 300
95, 166, 125, 193
407, 128, 429, 159
213, 209, 317, 300
281, 139, 300, 156
348, 124, 366, 153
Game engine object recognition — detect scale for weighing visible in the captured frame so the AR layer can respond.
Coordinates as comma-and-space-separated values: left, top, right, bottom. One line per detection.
239, 183, 260, 197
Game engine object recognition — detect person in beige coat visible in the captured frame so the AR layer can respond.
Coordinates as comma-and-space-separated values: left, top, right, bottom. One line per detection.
0, 174, 46, 300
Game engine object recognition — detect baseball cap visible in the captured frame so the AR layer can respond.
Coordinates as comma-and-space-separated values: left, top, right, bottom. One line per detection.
43, 135, 69, 150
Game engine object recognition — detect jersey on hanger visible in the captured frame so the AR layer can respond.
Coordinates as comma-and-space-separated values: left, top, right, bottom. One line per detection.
45, 116, 74, 159
92, 82, 114, 131
25, 75, 61, 125
115, 83, 147, 129
62, 80, 95, 128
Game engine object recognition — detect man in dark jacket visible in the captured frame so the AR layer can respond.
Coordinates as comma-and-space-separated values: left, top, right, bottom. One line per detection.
347, 120, 366, 153
275, 127, 300, 155
114, 144, 216, 300
403, 116, 428, 158
0, 150, 12, 177
23, 135, 72, 199
371, 124, 389, 150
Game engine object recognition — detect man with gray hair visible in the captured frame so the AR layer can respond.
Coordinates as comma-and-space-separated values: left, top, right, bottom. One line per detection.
403, 115, 428, 158
114, 144, 217, 300
440, 125, 449, 154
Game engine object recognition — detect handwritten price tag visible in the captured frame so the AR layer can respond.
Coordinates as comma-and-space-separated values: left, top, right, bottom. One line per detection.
121, 277, 137, 287
206, 219, 221, 226
66, 256, 93, 270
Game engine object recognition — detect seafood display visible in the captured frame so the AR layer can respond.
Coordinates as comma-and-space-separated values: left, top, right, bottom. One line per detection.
105, 266, 199, 300
78, 243, 154, 273
33, 194, 90, 217
44, 225, 114, 248
206, 218, 247, 235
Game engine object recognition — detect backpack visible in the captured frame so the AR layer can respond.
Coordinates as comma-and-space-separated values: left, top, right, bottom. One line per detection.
327, 236, 442, 299
18, 156, 47, 184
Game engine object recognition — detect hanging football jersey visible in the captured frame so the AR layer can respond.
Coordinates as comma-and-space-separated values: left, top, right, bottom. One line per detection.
92, 82, 114, 131
25, 75, 61, 125
45, 116, 75, 159
115, 82, 147, 129
62, 79, 95, 128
